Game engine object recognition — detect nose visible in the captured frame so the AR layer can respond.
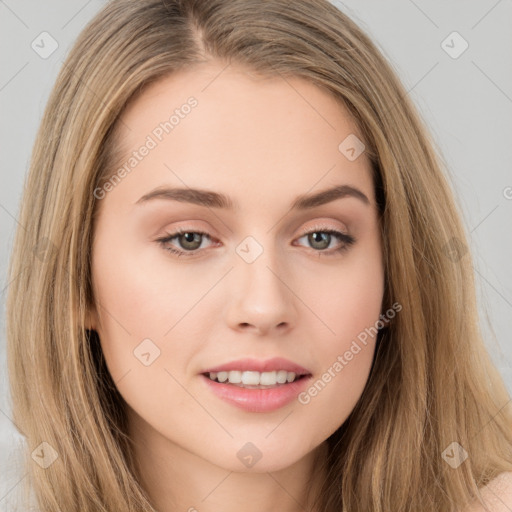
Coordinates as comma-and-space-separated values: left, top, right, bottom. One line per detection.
223, 246, 298, 336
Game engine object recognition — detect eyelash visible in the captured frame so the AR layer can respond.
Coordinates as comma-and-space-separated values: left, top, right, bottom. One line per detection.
156, 225, 356, 259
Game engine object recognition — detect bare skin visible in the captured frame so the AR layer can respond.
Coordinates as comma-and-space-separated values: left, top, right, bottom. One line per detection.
87, 60, 384, 512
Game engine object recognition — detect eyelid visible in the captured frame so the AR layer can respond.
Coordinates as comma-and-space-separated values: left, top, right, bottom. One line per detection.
300, 220, 349, 235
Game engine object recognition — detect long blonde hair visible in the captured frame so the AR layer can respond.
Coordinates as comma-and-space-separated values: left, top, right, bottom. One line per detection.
6, 0, 512, 510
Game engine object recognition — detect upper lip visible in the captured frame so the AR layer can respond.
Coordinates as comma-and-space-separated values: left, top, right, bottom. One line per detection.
201, 357, 311, 375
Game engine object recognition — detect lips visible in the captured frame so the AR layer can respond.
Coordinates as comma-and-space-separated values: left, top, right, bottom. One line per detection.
200, 357, 311, 376
200, 374, 312, 413
199, 357, 313, 412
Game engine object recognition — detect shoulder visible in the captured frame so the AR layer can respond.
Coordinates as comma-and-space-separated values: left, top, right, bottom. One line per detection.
463, 471, 512, 512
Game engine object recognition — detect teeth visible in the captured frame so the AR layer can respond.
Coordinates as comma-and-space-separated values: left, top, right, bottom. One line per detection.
276, 370, 288, 384
227, 370, 242, 383
242, 371, 260, 385
207, 370, 299, 386
259, 371, 276, 386
217, 371, 228, 383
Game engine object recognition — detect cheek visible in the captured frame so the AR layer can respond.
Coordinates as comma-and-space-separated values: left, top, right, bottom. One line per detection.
302, 235, 384, 345
90, 242, 204, 429
297, 284, 380, 431
91, 228, 212, 340
296, 240, 383, 421
90, 234, 194, 382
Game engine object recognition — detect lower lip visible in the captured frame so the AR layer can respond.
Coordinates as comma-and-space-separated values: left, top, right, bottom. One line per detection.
200, 374, 312, 413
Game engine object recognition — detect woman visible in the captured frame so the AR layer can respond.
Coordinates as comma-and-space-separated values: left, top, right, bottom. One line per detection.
6, 0, 512, 510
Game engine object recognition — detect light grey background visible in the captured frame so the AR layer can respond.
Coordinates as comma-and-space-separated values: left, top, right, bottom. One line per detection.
1, 0, 511, 508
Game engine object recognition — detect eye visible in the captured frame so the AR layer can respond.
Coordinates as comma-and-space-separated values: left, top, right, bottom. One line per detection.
156, 228, 216, 258
294, 225, 356, 256
156, 225, 356, 258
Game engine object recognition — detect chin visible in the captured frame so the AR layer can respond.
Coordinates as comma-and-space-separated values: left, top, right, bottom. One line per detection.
208, 439, 316, 474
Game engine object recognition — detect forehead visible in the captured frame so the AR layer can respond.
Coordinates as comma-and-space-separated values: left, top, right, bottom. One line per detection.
118, 61, 363, 146
103, 60, 375, 212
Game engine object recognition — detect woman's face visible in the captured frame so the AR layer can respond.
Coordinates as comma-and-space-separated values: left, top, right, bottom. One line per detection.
88, 60, 384, 473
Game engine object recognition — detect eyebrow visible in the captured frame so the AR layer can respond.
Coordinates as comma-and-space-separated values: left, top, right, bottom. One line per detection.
135, 183, 371, 210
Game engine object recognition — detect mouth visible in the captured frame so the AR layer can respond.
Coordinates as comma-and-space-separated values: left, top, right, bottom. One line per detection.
202, 370, 311, 389
199, 357, 313, 412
